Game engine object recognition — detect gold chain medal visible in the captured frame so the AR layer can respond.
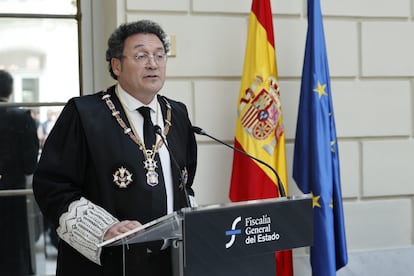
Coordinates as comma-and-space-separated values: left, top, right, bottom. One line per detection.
102, 88, 172, 188
144, 148, 159, 187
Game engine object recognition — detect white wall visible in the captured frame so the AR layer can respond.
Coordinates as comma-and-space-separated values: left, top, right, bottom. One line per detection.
92, 0, 414, 274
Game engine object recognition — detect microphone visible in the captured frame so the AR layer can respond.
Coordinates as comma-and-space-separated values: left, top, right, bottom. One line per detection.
192, 126, 286, 198
154, 125, 192, 207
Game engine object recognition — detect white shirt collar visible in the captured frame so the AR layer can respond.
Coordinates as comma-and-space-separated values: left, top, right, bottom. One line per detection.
116, 84, 158, 112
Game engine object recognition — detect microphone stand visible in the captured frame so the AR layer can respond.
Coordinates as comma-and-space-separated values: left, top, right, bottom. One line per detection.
154, 125, 192, 207
192, 126, 286, 198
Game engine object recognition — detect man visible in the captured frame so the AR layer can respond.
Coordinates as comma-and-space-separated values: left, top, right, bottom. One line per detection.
33, 20, 197, 276
0, 70, 39, 275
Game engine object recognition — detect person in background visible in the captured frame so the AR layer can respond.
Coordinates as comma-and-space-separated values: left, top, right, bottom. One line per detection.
0, 69, 39, 276
37, 109, 58, 148
33, 20, 197, 276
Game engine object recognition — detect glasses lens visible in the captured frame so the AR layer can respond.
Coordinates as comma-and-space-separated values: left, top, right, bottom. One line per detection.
154, 54, 166, 65
124, 54, 167, 65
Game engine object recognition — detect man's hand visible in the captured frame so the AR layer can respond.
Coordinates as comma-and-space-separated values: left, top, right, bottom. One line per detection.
103, 220, 142, 240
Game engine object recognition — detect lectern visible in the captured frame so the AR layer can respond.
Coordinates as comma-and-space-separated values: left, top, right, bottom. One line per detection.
99, 195, 313, 276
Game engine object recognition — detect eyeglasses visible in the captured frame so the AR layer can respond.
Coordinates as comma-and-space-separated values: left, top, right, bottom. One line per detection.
122, 53, 167, 66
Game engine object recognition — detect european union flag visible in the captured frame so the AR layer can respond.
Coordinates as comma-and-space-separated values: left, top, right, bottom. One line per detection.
292, 0, 348, 275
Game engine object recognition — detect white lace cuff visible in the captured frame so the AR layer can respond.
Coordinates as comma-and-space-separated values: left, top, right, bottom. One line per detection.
57, 197, 119, 265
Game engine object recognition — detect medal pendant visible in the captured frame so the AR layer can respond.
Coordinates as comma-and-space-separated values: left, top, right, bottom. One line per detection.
146, 170, 159, 187
144, 155, 159, 187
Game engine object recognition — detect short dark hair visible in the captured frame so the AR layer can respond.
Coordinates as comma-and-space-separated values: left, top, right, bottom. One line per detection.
0, 70, 13, 98
106, 20, 170, 80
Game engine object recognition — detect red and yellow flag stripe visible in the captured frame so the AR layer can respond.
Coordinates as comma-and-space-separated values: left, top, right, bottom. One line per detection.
229, 1, 292, 275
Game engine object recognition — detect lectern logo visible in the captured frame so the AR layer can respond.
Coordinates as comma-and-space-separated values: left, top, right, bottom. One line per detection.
225, 216, 242, 249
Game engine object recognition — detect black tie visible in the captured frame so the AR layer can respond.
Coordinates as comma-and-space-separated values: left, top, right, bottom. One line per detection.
137, 106, 167, 219
138, 106, 156, 149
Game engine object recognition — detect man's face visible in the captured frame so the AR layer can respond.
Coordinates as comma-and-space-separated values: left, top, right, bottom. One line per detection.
112, 33, 167, 103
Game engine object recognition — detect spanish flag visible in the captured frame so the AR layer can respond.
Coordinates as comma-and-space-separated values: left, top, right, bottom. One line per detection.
229, 0, 293, 275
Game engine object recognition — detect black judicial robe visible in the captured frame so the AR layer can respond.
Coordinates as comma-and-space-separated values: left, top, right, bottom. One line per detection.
33, 86, 197, 276
0, 106, 39, 276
